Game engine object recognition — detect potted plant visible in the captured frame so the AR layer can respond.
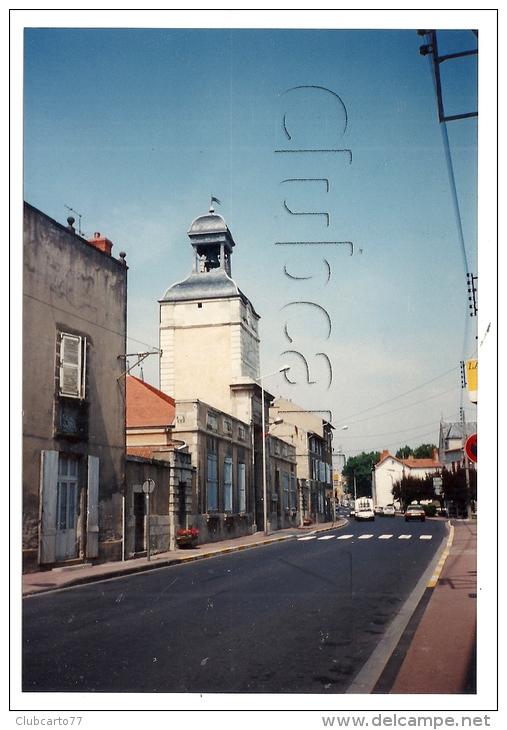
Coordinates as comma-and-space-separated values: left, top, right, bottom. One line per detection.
176, 527, 199, 548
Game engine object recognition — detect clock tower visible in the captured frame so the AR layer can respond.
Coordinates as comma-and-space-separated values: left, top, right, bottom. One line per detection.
159, 207, 260, 422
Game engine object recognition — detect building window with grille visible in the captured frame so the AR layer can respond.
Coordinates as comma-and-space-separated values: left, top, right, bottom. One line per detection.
238, 463, 246, 513
283, 471, 290, 510
206, 452, 218, 511
224, 456, 233, 512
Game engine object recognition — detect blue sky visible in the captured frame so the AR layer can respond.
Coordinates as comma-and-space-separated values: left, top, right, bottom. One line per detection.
17, 10, 496, 459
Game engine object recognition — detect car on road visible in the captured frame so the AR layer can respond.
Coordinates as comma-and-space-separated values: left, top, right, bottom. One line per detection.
404, 504, 426, 522
374, 505, 384, 516
355, 507, 375, 522
383, 505, 396, 517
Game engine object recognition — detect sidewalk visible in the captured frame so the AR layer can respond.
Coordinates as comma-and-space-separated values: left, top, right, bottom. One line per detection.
21, 520, 343, 596
389, 519, 477, 694
21, 517, 477, 694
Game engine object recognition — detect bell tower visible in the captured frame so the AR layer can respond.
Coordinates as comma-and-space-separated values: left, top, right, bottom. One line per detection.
159, 207, 260, 421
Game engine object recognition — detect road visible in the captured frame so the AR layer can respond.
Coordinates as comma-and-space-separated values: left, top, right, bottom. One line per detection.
23, 516, 446, 694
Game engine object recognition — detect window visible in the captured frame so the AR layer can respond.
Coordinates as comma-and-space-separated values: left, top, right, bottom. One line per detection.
206, 453, 218, 511
206, 411, 218, 431
283, 471, 290, 509
238, 426, 246, 442
224, 456, 233, 512
238, 463, 246, 513
223, 419, 233, 436
57, 456, 78, 530
59, 333, 86, 399
290, 473, 297, 509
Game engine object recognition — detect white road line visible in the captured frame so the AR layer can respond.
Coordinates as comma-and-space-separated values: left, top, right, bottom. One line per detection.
378, 534, 393, 539
358, 534, 373, 540
317, 535, 335, 540
398, 535, 412, 540
298, 536, 317, 541
336, 534, 353, 540
420, 535, 433, 540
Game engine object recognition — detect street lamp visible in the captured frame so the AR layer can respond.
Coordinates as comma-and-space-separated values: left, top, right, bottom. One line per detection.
257, 366, 290, 535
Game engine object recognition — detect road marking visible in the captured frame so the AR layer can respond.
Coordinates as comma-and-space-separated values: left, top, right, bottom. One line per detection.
427, 523, 454, 587
420, 535, 433, 540
298, 536, 317, 541
378, 534, 393, 539
336, 534, 353, 540
317, 535, 335, 540
398, 535, 412, 540
358, 534, 374, 539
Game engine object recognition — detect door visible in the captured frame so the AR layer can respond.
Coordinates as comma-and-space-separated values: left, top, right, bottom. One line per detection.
55, 456, 79, 561
134, 492, 145, 553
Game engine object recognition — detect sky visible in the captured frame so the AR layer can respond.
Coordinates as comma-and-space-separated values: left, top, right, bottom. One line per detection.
16, 9, 496, 462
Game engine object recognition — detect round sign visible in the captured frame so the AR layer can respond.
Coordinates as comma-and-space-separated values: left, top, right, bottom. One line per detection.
465, 434, 477, 463
142, 479, 155, 494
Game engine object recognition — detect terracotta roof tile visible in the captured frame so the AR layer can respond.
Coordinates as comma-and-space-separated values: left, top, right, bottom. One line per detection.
126, 375, 175, 428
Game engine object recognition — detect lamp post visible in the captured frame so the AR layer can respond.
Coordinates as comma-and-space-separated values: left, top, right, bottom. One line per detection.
258, 366, 290, 535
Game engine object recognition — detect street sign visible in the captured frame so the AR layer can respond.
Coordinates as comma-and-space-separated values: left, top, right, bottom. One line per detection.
465, 434, 477, 463
433, 476, 443, 495
142, 479, 155, 494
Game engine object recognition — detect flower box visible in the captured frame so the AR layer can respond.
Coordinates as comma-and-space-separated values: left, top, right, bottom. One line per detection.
176, 528, 199, 549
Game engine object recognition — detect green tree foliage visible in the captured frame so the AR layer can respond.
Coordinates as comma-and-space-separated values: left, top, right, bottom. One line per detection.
391, 474, 435, 509
441, 467, 477, 506
395, 444, 437, 459
395, 445, 413, 459
343, 451, 380, 498
413, 444, 437, 459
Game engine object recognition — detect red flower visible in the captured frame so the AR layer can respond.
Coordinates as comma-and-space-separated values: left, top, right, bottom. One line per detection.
177, 528, 199, 537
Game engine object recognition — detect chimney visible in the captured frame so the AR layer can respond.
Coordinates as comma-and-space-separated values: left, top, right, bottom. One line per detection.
88, 232, 113, 256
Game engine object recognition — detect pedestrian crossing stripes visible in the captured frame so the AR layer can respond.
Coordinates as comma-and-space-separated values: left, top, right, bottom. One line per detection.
298, 534, 432, 542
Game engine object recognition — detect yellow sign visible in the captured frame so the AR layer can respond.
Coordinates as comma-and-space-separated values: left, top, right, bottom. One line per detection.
466, 360, 477, 404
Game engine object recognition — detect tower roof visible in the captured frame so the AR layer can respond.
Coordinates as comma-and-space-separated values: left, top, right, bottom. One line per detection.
188, 209, 231, 238
159, 206, 258, 316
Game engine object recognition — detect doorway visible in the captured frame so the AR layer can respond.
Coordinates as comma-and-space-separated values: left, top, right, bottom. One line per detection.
55, 456, 79, 561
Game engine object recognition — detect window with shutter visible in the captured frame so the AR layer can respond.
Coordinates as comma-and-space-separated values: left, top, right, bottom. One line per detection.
59, 333, 86, 399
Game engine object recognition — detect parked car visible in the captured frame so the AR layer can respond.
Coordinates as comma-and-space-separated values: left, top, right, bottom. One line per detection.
404, 504, 426, 522
355, 507, 375, 522
383, 505, 396, 517
374, 505, 384, 516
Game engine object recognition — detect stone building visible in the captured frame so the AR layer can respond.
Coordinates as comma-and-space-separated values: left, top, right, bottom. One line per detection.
157, 207, 292, 537
269, 398, 334, 524
23, 202, 127, 571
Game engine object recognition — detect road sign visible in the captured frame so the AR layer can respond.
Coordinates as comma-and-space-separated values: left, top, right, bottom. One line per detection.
142, 479, 155, 494
465, 434, 477, 463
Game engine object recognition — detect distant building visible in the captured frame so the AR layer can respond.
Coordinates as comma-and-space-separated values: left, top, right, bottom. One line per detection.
23, 203, 127, 571
374, 449, 442, 508
270, 398, 334, 524
438, 420, 477, 472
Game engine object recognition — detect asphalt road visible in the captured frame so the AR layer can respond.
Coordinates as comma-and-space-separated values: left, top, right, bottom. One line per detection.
23, 516, 446, 694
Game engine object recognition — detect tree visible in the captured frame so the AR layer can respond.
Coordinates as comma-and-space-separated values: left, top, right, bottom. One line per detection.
395, 446, 413, 459
342, 451, 380, 498
391, 474, 435, 510
441, 467, 477, 512
413, 444, 437, 459
395, 444, 437, 459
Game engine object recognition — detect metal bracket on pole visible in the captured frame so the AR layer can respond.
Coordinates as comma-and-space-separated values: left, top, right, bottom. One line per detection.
117, 351, 162, 380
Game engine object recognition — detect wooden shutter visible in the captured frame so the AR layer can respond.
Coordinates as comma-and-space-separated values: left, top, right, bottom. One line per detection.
39, 450, 59, 564
86, 456, 99, 558
60, 333, 86, 398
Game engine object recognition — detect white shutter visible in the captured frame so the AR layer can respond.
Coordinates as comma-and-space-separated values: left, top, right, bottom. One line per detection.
60, 333, 85, 398
86, 455, 99, 558
39, 450, 59, 564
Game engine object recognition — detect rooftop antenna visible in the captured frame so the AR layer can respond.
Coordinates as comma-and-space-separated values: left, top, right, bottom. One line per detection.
65, 205, 83, 236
